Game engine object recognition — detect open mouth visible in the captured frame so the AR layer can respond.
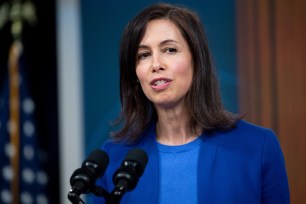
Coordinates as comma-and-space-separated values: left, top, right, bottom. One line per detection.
150, 78, 172, 90
153, 80, 167, 86
150, 78, 172, 87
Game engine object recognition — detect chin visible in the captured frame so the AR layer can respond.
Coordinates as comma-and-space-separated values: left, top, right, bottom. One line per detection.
153, 100, 179, 109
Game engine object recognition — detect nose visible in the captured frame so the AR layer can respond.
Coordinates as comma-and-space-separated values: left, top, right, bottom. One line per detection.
152, 53, 164, 73
152, 64, 163, 72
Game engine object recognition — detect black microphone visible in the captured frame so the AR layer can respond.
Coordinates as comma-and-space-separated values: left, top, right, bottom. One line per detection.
68, 149, 109, 203
110, 148, 148, 201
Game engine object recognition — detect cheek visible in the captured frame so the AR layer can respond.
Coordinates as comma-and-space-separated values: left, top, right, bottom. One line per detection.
135, 66, 145, 82
136, 67, 152, 99
172, 59, 193, 79
173, 60, 194, 91
135, 66, 150, 92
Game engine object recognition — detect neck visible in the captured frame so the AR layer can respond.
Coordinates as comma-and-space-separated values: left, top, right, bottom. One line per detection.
155, 105, 200, 145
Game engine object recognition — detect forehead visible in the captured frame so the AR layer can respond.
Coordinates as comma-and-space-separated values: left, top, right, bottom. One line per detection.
140, 19, 185, 45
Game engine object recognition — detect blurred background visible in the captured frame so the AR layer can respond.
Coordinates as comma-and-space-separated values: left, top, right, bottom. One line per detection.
0, 0, 305, 203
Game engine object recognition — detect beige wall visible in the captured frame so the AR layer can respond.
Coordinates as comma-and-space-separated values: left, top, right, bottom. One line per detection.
236, 0, 306, 203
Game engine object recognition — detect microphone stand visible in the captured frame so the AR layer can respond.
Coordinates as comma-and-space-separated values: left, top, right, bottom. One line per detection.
67, 183, 128, 204
68, 187, 85, 204
106, 179, 129, 204
68, 185, 110, 204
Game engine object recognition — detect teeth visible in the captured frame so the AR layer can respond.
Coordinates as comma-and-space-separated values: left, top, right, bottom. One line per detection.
154, 80, 166, 86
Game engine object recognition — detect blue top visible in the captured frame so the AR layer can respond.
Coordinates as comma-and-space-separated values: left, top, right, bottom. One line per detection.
157, 137, 201, 204
93, 120, 290, 203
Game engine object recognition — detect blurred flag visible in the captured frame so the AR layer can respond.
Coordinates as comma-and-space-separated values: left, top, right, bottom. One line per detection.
0, 40, 49, 203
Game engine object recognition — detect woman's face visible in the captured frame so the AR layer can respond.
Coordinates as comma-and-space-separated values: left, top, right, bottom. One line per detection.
136, 19, 194, 109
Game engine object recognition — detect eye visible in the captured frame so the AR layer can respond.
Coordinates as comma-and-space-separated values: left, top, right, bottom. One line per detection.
163, 47, 178, 54
137, 52, 151, 60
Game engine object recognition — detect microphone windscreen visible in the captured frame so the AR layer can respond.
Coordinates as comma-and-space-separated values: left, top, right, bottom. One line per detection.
124, 148, 148, 175
82, 149, 109, 174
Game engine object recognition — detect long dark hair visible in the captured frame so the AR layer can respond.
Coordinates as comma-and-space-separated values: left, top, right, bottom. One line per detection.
112, 3, 239, 143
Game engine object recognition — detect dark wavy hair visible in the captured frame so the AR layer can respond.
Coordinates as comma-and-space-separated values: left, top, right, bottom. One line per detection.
112, 3, 239, 143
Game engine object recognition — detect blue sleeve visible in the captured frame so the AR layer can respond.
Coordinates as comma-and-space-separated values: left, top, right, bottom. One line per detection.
261, 130, 290, 203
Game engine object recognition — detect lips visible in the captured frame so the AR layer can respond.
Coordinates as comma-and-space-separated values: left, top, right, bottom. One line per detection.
150, 78, 172, 90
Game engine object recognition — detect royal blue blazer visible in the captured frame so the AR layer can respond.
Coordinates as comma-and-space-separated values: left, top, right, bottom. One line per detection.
93, 120, 290, 203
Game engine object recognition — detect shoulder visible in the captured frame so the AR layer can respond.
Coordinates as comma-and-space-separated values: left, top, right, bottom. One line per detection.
233, 120, 275, 136
210, 120, 281, 155
101, 140, 138, 160
100, 133, 152, 160
102, 122, 156, 157
220, 120, 278, 142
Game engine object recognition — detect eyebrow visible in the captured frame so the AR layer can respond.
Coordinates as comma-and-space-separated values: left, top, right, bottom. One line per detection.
138, 39, 179, 49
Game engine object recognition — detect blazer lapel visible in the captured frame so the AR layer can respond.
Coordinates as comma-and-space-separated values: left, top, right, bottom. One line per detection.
126, 124, 159, 203
197, 133, 219, 203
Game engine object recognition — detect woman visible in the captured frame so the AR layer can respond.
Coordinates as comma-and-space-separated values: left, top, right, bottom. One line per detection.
94, 3, 289, 204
